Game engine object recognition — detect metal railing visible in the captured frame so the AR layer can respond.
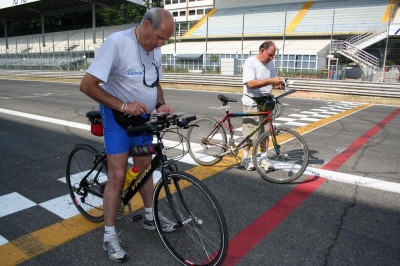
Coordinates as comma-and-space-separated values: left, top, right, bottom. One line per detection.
1, 70, 398, 98
162, 73, 400, 98
331, 40, 380, 69
345, 22, 388, 46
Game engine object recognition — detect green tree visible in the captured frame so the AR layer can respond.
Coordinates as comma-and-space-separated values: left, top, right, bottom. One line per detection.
98, 4, 146, 25
143, 0, 164, 10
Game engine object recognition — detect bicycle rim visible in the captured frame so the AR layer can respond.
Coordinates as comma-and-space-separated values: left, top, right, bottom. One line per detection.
253, 127, 309, 183
66, 144, 107, 222
187, 117, 227, 166
153, 172, 228, 266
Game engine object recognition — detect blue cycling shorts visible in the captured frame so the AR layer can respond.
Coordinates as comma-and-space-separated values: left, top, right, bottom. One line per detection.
100, 104, 153, 154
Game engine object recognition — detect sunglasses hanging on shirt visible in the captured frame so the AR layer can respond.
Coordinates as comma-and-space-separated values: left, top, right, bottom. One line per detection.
137, 39, 159, 88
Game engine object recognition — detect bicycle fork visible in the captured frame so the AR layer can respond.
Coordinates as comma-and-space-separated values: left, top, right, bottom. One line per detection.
269, 123, 282, 155
161, 164, 203, 229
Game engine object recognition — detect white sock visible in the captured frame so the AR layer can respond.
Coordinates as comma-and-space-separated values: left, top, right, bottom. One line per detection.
243, 150, 250, 158
261, 152, 268, 161
104, 225, 116, 242
145, 207, 153, 221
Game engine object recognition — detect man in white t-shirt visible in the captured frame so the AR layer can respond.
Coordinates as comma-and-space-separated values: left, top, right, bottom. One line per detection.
79, 8, 174, 263
241, 41, 284, 171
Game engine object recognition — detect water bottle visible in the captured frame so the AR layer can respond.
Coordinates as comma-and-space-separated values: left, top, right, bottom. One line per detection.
123, 166, 139, 190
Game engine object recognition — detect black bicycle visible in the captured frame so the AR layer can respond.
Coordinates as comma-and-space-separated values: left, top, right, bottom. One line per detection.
65, 111, 228, 266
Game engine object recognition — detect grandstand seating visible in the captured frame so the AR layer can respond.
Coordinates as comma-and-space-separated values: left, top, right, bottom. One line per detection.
0, 23, 136, 69
188, 2, 304, 38
186, 0, 393, 38
293, 0, 389, 35
0, 24, 136, 54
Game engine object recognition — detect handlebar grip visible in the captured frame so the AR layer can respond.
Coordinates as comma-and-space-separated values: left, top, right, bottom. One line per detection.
275, 89, 296, 100
184, 116, 197, 122
127, 125, 150, 134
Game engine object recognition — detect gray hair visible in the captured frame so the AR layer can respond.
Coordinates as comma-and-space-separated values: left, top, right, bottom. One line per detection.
141, 7, 166, 31
259, 41, 275, 51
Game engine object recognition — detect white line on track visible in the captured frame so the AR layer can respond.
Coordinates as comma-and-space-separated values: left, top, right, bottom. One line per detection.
1, 107, 399, 194
0, 108, 90, 130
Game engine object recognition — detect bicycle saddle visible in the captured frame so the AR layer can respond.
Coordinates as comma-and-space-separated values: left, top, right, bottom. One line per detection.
86, 111, 102, 123
218, 94, 237, 104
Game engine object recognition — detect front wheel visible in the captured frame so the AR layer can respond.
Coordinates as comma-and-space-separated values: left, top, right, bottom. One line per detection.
252, 127, 309, 184
65, 144, 107, 222
153, 171, 228, 266
187, 117, 227, 166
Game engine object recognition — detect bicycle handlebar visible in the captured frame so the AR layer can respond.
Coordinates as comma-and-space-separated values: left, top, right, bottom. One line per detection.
127, 113, 197, 134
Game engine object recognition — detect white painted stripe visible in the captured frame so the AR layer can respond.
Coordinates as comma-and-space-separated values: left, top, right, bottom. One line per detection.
288, 114, 309, 118
332, 107, 353, 110
0, 108, 90, 130
311, 114, 330, 118
177, 153, 199, 165
304, 166, 400, 194
327, 109, 347, 112
285, 121, 308, 126
321, 111, 339, 115
319, 107, 344, 112
301, 111, 321, 115
209, 106, 226, 109
275, 117, 297, 122
299, 117, 320, 122
326, 105, 352, 109
40, 194, 80, 220
0, 235, 8, 246
310, 109, 329, 112
0, 192, 37, 218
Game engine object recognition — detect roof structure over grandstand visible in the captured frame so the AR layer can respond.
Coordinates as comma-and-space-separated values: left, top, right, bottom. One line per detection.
0, 0, 142, 26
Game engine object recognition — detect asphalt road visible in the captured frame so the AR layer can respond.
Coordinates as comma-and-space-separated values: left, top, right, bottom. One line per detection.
0, 79, 399, 266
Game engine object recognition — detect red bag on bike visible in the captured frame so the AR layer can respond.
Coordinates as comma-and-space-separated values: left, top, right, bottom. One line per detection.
91, 123, 103, 137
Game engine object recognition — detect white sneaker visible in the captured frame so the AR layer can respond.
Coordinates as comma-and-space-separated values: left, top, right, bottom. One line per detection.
241, 157, 255, 171
143, 212, 177, 232
260, 159, 274, 172
103, 234, 127, 262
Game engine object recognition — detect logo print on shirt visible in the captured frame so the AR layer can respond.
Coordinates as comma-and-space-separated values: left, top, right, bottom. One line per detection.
128, 68, 142, 76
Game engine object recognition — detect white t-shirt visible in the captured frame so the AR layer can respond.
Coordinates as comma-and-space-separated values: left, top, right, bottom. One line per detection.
241, 56, 277, 106
87, 27, 162, 112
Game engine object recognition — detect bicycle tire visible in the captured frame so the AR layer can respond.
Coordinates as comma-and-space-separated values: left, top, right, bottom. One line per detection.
187, 117, 227, 166
66, 144, 107, 222
153, 171, 228, 266
252, 127, 309, 184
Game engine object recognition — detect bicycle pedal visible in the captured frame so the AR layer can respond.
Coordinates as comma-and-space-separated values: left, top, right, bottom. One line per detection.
130, 214, 143, 223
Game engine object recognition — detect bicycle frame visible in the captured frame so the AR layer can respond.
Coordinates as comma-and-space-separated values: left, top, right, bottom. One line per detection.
207, 106, 281, 157
78, 130, 186, 227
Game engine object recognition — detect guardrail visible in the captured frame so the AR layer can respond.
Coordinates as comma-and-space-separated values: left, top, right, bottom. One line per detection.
0, 70, 399, 98
162, 73, 400, 98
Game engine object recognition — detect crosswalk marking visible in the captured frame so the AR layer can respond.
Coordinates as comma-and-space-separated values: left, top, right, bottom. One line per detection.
0, 192, 36, 218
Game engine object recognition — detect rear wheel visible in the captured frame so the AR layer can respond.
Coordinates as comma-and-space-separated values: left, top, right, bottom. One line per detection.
66, 144, 107, 222
252, 127, 309, 183
187, 117, 227, 166
153, 171, 228, 265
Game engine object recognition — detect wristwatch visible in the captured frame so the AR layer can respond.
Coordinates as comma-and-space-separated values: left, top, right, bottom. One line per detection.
155, 102, 165, 109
